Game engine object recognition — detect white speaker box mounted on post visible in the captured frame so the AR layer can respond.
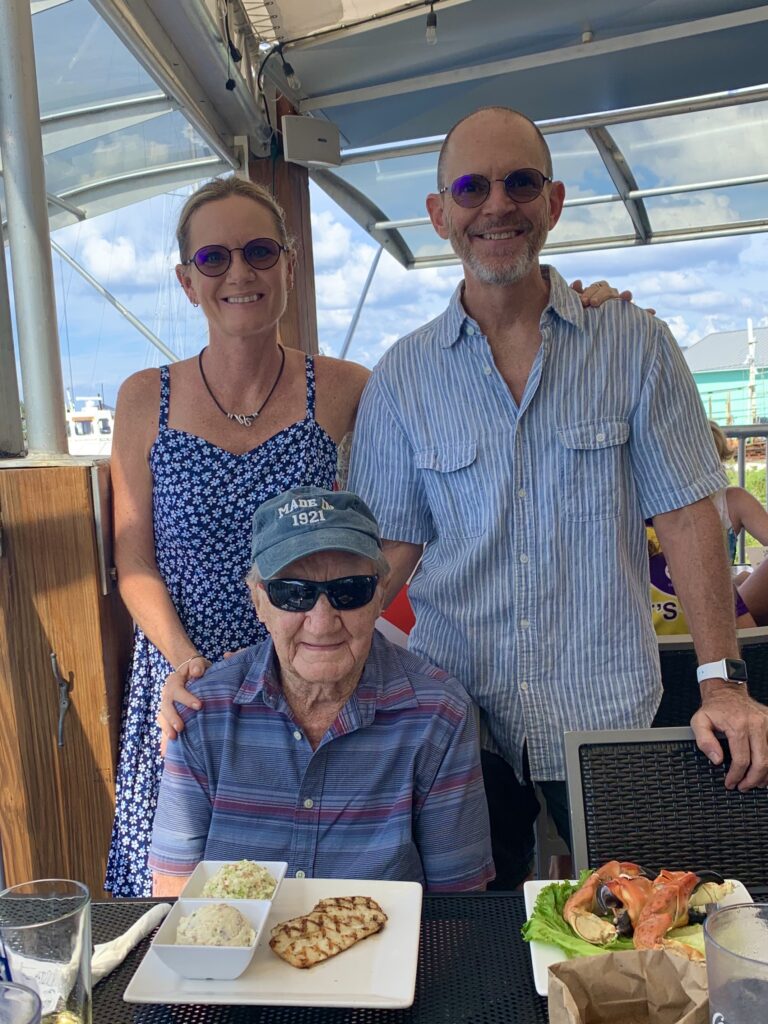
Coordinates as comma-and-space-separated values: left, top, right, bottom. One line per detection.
281, 115, 341, 167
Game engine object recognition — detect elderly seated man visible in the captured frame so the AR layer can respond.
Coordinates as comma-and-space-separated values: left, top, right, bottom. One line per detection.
149, 486, 494, 894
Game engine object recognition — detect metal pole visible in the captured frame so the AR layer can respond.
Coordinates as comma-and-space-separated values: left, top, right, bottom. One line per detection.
0, 236, 25, 456
738, 436, 747, 564
0, 0, 67, 453
338, 246, 382, 360
51, 241, 179, 364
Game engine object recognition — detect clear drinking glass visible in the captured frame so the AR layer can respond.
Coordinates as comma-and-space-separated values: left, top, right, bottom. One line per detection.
0, 881, 90, 1024
0, 983, 42, 1024
704, 903, 768, 1024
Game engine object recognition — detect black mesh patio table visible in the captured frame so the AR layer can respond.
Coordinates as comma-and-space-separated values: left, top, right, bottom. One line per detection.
93, 894, 548, 1023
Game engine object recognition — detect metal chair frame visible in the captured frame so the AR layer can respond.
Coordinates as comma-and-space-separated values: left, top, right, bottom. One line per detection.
565, 727, 768, 894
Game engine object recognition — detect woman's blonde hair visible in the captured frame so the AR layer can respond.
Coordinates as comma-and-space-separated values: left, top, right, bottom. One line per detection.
709, 420, 734, 463
176, 177, 295, 262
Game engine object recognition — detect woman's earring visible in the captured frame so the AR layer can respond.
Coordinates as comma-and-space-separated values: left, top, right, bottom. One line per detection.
192, 301, 199, 308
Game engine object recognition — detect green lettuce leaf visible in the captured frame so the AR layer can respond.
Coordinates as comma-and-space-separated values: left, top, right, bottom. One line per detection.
665, 925, 706, 957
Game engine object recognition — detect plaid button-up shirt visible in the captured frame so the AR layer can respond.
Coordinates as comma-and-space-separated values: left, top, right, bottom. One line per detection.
150, 633, 494, 891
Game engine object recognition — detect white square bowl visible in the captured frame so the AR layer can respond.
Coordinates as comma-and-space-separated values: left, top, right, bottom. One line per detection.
179, 860, 287, 902
151, 899, 270, 980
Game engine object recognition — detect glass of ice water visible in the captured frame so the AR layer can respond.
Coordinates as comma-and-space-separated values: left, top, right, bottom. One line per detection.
704, 903, 768, 1024
0, 983, 41, 1024
0, 881, 90, 1024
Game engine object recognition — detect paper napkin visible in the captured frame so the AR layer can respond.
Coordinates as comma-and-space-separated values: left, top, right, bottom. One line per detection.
92, 903, 171, 984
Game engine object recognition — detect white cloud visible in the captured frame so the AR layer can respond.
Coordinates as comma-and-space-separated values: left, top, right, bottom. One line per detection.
310, 209, 356, 268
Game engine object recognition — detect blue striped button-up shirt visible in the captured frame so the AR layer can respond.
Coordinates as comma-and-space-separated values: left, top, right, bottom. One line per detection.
349, 267, 725, 780
149, 633, 494, 891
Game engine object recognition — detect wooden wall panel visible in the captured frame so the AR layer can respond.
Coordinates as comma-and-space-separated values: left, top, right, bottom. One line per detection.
0, 462, 131, 898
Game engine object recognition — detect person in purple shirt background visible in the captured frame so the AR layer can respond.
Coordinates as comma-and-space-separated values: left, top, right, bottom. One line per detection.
150, 486, 494, 895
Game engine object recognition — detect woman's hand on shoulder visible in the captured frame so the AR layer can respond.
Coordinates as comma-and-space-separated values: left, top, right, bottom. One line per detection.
570, 279, 656, 315
157, 655, 212, 746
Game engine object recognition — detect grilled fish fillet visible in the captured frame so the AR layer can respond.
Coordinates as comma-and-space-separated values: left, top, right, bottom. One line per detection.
269, 896, 387, 968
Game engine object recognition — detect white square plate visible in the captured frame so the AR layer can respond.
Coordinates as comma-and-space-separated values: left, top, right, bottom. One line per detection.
124, 877, 423, 1008
523, 877, 752, 997
179, 860, 287, 901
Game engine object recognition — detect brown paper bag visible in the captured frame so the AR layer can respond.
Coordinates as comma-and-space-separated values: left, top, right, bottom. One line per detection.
548, 949, 708, 1024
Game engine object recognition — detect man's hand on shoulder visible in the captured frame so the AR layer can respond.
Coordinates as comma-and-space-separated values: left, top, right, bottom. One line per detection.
691, 681, 768, 790
569, 279, 656, 315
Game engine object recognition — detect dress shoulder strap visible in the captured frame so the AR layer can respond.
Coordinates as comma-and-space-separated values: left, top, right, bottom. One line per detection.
305, 354, 317, 420
158, 365, 171, 429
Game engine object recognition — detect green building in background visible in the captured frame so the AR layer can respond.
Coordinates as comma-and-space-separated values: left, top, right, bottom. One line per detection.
684, 324, 768, 426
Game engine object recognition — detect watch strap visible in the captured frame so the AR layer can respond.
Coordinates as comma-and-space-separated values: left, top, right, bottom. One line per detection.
696, 658, 748, 685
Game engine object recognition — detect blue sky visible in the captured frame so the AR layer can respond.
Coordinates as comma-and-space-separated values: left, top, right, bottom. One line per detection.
5, 181, 768, 408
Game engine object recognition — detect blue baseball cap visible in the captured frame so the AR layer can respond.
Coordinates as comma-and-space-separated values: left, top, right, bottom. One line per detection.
251, 486, 382, 579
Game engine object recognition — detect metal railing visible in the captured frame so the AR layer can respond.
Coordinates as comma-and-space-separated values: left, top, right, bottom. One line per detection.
724, 425, 768, 564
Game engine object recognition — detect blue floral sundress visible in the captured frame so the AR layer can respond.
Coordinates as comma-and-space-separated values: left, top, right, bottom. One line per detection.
105, 356, 338, 896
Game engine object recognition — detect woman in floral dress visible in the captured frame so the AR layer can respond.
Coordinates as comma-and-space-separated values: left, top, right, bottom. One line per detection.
105, 177, 370, 896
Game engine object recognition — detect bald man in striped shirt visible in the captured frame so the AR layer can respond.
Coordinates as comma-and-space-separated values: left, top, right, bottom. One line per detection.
349, 106, 768, 888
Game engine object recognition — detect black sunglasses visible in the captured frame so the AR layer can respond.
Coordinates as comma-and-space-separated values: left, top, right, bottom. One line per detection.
182, 237, 287, 277
265, 575, 379, 612
439, 168, 552, 209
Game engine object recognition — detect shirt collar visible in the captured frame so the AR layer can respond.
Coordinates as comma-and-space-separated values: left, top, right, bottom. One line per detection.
233, 632, 419, 727
234, 638, 281, 706
439, 283, 470, 348
541, 265, 586, 331
440, 265, 585, 348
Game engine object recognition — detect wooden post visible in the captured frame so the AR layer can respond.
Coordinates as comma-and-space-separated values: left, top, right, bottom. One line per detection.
0, 458, 132, 897
247, 154, 318, 355
245, 96, 318, 356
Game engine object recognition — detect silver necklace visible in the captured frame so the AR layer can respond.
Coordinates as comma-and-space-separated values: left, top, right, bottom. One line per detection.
198, 345, 286, 427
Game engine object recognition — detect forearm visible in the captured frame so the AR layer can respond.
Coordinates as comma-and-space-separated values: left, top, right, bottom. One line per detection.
382, 539, 423, 607
152, 871, 191, 897
117, 559, 200, 667
653, 498, 739, 670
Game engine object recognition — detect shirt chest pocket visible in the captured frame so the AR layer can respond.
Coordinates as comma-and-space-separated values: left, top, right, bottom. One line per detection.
414, 441, 484, 538
557, 420, 629, 522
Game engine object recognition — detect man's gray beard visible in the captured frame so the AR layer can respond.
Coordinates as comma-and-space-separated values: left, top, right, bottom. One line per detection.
452, 222, 546, 286
464, 246, 536, 286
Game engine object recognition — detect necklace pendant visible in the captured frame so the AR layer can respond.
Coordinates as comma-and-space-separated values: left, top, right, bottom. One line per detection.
228, 412, 257, 427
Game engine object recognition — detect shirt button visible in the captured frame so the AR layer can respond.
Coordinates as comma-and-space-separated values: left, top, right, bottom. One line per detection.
520, 553, 529, 564
295, 870, 306, 879
596, 432, 606, 442
520, 618, 530, 629
465, 325, 475, 336
303, 798, 314, 809
518, 488, 526, 498
520, 681, 529, 692
483, 365, 492, 375
293, 730, 302, 741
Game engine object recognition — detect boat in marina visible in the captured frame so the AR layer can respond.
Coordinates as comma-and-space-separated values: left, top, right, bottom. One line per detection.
65, 395, 115, 457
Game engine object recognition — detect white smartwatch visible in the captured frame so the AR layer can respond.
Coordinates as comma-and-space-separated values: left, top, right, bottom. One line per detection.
696, 658, 748, 685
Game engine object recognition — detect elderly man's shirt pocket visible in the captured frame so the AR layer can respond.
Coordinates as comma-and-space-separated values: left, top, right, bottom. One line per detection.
557, 420, 629, 522
414, 440, 484, 538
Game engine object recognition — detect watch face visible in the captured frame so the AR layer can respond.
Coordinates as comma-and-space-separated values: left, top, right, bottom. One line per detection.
726, 658, 749, 682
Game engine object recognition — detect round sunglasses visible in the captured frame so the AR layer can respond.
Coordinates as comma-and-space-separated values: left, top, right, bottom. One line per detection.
265, 575, 379, 613
182, 237, 287, 277
440, 168, 552, 209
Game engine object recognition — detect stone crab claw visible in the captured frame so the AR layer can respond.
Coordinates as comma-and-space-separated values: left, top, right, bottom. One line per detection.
563, 860, 647, 945
688, 870, 734, 911
633, 870, 704, 961
596, 875, 654, 936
